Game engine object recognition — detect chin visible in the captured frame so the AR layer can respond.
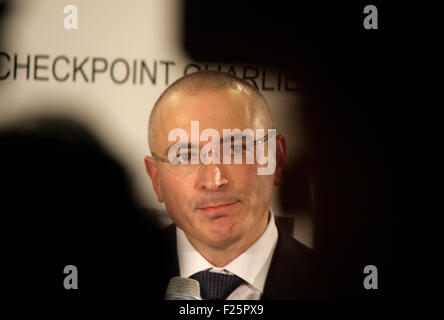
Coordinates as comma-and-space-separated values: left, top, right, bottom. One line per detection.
206, 236, 239, 250
206, 222, 242, 248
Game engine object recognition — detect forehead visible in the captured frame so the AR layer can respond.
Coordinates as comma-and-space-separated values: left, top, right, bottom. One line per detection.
154, 88, 267, 151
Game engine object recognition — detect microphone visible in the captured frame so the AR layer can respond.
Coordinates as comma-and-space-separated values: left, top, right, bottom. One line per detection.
165, 277, 202, 300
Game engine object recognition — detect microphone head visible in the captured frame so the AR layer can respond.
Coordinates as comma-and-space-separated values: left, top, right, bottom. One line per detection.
165, 277, 202, 300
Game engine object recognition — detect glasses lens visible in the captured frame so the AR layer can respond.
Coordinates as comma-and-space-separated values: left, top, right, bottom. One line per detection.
164, 134, 275, 172
169, 149, 200, 173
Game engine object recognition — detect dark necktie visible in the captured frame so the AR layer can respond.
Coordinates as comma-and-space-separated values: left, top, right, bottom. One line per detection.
190, 270, 245, 300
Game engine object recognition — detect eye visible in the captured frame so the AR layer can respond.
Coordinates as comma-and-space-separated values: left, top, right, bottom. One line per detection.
232, 144, 245, 154
178, 152, 191, 162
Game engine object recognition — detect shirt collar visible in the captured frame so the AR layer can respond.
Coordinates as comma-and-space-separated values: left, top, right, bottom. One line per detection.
177, 209, 278, 293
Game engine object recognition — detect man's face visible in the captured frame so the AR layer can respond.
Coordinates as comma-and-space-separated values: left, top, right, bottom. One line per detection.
145, 88, 284, 250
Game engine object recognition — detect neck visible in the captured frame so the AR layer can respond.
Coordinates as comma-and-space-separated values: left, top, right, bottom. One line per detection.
187, 210, 270, 267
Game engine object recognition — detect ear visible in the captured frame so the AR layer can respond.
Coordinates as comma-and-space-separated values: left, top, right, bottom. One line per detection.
144, 156, 164, 203
274, 134, 287, 186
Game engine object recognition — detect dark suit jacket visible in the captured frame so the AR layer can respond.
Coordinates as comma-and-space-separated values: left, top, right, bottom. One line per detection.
160, 221, 325, 300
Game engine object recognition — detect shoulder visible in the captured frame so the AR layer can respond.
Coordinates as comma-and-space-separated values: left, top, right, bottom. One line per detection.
160, 223, 177, 240
273, 224, 319, 282
159, 223, 179, 269
160, 223, 180, 264
263, 223, 323, 299
277, 226, 317, 274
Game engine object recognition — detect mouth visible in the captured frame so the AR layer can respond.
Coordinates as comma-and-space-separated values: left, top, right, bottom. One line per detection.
197, 201, 239, 217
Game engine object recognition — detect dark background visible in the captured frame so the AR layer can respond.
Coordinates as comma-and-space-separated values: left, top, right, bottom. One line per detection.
183, 0, 443, 298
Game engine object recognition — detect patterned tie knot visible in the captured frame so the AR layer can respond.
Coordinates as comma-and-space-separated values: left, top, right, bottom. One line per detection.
190, 270, 244, 300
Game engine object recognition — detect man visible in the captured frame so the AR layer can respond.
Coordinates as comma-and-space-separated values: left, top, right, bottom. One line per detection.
144, 71, 320, 300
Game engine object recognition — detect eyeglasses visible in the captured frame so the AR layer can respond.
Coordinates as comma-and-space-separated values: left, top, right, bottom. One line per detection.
151, 133, 276, 174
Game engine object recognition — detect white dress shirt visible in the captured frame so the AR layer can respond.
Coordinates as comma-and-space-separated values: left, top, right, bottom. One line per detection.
176, 209, 278, 300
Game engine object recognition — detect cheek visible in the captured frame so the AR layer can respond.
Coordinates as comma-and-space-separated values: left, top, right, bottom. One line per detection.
158, 172, 196, 224
250, 175, 274, 213
230, 165, 274, 216
159, 173, 189, 202
232, 165, 274, 196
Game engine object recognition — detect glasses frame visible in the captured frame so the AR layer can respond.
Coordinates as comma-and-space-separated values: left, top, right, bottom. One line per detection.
151, 132, 276, 166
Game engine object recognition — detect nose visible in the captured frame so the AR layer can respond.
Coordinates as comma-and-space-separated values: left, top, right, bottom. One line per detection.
197, 164, 229, 192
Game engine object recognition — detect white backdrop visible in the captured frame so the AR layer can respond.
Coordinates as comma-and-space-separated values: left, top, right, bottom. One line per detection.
0, 0, 312, 246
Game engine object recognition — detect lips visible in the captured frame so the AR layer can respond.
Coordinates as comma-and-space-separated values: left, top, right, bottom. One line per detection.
197, 201, 239, 215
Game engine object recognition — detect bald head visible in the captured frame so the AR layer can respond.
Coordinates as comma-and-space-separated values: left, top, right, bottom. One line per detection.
148, 71, 274, 154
